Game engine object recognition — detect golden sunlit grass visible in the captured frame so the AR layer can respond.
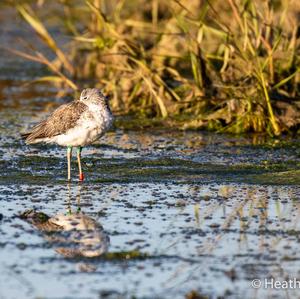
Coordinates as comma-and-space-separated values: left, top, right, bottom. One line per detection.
4, 0, 300, 135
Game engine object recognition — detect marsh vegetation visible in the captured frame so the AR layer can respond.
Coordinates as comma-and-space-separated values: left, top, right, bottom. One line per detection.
3, 0, 300, 135
2, 2, 300, 299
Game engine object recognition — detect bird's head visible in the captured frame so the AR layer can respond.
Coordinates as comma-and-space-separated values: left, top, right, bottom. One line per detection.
80, 88, 109, 107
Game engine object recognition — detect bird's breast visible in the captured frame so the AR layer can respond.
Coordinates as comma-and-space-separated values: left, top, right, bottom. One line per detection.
53, 104, 113, 147
87, 103, 114, 132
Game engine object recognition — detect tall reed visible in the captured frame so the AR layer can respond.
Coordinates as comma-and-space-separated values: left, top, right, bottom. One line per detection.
6, 0, 300, 135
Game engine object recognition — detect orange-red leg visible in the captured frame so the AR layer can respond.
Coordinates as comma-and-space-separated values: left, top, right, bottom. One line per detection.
77, 147, 84, 181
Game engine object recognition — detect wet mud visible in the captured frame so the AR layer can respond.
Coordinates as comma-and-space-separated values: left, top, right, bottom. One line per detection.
1, 6, 300, 299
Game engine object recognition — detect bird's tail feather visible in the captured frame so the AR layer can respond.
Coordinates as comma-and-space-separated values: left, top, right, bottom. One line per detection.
21, 132, 42, 144
21, 132, 31, 140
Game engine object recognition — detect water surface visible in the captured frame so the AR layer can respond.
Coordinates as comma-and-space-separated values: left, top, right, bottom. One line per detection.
1, 6, 300, 299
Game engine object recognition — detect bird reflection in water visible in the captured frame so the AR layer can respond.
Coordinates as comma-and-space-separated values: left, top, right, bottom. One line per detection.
20, 183, 110, 260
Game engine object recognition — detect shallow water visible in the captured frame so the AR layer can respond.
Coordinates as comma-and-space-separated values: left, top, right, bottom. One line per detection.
2, 6, 300, 299
2, 95, 300, 299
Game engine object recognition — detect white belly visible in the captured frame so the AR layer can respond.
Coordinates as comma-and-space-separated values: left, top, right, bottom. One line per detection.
54, 125, 101, 146
52, 105, 113, 147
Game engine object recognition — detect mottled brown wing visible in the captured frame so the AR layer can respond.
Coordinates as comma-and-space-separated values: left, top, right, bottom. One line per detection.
23, 101, 87, 144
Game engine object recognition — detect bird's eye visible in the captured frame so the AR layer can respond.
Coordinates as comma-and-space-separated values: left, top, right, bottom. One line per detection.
82, 96, 88, 100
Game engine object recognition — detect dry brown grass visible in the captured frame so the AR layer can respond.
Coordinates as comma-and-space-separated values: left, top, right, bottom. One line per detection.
4, 0, 300, 135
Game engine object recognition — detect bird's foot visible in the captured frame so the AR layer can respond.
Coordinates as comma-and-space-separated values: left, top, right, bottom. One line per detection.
79, 173, 84, 181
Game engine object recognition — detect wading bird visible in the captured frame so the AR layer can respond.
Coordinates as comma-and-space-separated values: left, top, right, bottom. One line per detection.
22, 88, 114, 181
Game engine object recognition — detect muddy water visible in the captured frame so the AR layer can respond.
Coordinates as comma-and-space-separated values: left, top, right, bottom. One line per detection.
2, 6, 300, 299
2, 89, 300, 299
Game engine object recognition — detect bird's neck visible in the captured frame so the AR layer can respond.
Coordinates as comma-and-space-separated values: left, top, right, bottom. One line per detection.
86, 100, 112, 116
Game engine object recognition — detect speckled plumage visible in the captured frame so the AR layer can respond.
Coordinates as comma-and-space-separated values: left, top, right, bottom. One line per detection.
22, 88, 114, 181
23, 88, 114, 146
